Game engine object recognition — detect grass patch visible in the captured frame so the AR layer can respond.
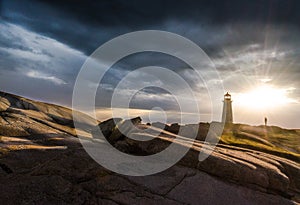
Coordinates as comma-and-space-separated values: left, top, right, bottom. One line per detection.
220, 132, 300, 163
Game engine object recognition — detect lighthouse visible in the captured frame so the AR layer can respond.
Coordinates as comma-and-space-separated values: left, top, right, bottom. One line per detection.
222, 92, 233, 124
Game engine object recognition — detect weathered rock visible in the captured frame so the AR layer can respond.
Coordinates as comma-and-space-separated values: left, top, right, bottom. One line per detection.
92, 118, 122, 140
152, 121, 169, 130
0, 91, 299, 204
167, 123, 180, 134
166, 170, 295, 205
0, 97, 10, 112
109, 117, 142, 142
197, 149, 290, 195
92, 117, 142, 144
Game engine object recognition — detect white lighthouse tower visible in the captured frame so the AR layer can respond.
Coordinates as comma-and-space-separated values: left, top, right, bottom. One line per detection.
222, 92, 233, 124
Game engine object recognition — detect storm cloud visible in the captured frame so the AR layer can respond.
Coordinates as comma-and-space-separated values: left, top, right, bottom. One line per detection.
0, 0, 300, 127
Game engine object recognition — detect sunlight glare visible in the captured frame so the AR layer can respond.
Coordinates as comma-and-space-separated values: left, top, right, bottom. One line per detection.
235, 85, 295, 110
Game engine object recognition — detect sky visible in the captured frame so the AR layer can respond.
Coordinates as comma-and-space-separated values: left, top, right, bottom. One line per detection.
0, 0, 300, 128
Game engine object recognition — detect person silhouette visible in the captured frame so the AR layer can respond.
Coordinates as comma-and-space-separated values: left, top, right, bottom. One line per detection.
264, 117, 267, 126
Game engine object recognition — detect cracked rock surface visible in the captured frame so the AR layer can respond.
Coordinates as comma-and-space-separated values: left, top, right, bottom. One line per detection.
0, 91, 299, 204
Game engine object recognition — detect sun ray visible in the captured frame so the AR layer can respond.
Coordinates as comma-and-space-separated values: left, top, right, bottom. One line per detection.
235, 84, 296, 110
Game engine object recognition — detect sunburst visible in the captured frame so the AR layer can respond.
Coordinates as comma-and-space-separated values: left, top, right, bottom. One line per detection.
235, 84, 296, 110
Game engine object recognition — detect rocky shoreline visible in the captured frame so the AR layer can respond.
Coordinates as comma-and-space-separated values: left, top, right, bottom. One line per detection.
0, 91, 299, 204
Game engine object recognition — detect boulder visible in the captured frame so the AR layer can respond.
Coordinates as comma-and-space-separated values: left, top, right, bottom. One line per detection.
92, 117, 142, 143
92, 118, 122, 140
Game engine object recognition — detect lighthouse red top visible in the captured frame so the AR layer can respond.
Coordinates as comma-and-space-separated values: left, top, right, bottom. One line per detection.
224, 92, 231, 100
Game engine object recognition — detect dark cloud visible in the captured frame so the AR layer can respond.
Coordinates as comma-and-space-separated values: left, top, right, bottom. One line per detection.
33, 0, 300, 26
2, 0, 300, 56
1, 0, 300, 126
